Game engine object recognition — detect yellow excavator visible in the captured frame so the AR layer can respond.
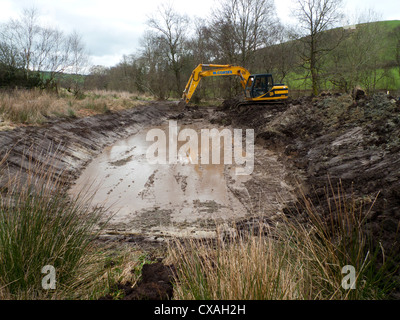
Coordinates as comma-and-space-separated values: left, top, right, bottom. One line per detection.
179, 64, 288, 108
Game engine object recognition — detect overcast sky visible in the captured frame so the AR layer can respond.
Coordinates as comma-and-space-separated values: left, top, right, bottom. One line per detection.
1, 0, 399, 68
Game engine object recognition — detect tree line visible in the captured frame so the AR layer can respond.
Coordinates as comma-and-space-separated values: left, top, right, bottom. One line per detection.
86, 0, 400, 99
0, 7, 88, 93
1, 1, 399, 99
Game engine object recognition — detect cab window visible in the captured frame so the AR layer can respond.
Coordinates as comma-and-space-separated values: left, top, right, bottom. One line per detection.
254, 75, 274, 97
245, 76, 254, 98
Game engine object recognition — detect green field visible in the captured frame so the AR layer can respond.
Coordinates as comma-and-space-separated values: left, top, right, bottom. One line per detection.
283, 20, 400, 95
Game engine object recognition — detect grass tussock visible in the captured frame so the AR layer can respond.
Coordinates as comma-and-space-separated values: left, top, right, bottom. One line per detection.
0, 150, 152, 299
168, 182, 398, 300
0, 89, 153, 129
0, 151, 101, 299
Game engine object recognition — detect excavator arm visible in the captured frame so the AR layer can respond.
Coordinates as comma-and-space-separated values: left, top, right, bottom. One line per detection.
181, 64, 251, 104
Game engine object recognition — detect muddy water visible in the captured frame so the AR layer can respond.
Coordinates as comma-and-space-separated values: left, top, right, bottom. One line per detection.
69, 121, 253, 239
70, 115, 298, 241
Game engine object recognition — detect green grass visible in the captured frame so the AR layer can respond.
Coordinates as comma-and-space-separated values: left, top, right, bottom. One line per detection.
285, 68, 400, 94
280, 20, 400, 94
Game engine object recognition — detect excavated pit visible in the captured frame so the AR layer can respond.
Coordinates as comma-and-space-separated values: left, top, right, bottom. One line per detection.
0, 101, 301, 245
1, 94, 400, 299
69, 107, 299, 242
4, 93, 397, 254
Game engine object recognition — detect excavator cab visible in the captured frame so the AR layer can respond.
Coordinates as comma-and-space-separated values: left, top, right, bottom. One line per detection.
245, 74, 274, 99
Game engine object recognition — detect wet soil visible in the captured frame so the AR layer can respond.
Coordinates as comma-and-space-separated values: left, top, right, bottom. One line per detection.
69, 106, 298, 242
0, 102, 171, 190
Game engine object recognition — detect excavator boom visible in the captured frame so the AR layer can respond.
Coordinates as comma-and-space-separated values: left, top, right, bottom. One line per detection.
182, 64, 251, 104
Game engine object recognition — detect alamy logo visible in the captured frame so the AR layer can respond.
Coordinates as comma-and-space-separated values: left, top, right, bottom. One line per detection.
341, 265, 356, 290
146, 120, 254, 175
41, 265, 56, 290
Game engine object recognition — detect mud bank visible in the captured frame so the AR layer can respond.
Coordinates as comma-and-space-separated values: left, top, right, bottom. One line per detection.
0, 102, 170, 189
218, 94, 400, 258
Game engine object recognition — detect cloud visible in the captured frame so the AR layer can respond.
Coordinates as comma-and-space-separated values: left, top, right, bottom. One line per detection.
41, 2, 145, 62
3, 0, 150, 67
2, 0, 400, 68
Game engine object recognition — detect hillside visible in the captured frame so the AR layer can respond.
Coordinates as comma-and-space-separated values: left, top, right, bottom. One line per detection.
260, 20, 400, 95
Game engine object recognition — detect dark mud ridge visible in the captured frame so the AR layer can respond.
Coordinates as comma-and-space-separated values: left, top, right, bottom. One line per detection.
0, 102, 170, 189
99, 262, 175, 300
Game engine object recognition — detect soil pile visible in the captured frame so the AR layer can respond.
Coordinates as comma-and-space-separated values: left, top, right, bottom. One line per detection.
217, 93, 400, 256
99, 262, 175, 300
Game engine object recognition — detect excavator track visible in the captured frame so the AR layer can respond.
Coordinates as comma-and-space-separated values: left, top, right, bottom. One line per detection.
230, 99, 286, 112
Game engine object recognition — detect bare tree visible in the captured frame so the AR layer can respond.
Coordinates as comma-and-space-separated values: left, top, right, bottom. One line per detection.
0, 7, 88, 90
139, 30, 174, 99
209, 9, 238, 64
67, 30, 89, 95
186, 18, 221, 101
1, 7, 40, 75
190, 18, 215, 64
292, 0, 344, 96
147, 3, 190, 96
68, 31, 88, 75
325, 10, 386, 93
35, 27, 68, 87
211, 0, 280, 68
207, 0, 280, 98
33, 26, 85, 91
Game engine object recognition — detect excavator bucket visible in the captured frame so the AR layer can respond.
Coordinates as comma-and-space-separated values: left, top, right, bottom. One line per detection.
176, 100, 187, 111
